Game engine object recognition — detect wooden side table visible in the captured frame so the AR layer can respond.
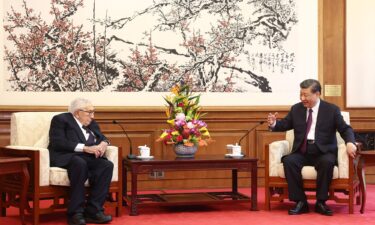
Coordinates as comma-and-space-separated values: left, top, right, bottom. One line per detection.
357, 150, 375, 214
0, 156, 31, 225
123, 154, 258, 216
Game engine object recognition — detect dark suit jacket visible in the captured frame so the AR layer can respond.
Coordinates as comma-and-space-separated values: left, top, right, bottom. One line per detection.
272, 100, 355, 154
48, 112, 109, 168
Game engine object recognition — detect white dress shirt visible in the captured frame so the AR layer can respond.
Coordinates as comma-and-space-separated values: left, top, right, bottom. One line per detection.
307, 99, 320, 140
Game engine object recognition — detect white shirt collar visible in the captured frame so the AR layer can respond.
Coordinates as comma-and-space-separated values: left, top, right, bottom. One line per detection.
72, 113, 84, 128
310, 98, 320, 112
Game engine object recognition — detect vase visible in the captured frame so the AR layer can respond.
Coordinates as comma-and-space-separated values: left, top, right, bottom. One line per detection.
173, 144, 198, 157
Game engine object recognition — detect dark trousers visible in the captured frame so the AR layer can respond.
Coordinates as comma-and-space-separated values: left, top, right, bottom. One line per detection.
281, 144, 336, 202
66, 153, 113, 216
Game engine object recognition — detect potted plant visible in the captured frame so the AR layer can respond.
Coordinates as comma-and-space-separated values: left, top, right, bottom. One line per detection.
157, 84, 211, 157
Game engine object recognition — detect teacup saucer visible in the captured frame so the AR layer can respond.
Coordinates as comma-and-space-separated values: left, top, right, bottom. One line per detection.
136, 155, 154, 160
225, 153, 244, 158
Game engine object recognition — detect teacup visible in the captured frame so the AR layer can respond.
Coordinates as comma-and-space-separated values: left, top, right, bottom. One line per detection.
138, 145, 150, 157
226, 144, 234, 154
232, 145, 242, 156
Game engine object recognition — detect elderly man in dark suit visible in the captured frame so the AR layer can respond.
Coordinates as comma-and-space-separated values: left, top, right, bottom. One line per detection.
267, 79, 357, 216
48, 98, 113, 225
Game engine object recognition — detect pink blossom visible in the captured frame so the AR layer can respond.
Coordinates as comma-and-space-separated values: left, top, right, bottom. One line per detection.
175, 113, 186, 121
174, 120, 186, 127
186, 122, 194, 129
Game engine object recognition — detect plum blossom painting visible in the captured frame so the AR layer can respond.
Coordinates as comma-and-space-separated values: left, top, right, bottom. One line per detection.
0, 0, 317, 106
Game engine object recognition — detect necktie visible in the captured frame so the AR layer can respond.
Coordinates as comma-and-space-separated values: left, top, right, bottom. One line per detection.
82, 126, 96, 146
300, 108, 313, 154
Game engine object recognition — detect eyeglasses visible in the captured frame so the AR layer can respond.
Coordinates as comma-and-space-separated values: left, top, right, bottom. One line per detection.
79, 110, 95, 115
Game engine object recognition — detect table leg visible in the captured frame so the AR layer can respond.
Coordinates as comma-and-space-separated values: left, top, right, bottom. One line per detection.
130, 171, 138, 216
250, 162, 258, 211
20, 163, 30, 225
122, 165, 128, 206
357, 156, 366, 214
232, 169, 238, 193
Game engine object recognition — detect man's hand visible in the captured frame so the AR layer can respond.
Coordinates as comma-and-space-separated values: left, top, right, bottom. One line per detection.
267, 112, 278, 127
346, 142, 357, 158
83, 141, 108, 158
83, 145, 102, 158
97, 141, 108, 157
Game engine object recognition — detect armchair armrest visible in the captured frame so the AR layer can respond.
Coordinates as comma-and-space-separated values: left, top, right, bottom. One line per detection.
4, 146, 49, 186
337, 141, 363, 179
337, 143, 349, 179
105, 146, 121, 182
268, 140, 290, 177
337, 142, 362, 179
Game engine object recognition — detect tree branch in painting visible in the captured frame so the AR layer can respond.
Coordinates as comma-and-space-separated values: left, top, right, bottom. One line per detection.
3, 0, 298, 92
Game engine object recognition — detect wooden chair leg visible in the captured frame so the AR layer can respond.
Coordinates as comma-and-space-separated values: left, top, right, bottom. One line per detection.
349, 189, 354, 214
265, 186, 271, 210
33, 195, 40, 225
116, 190, 122, 217
0, 192, 6, 217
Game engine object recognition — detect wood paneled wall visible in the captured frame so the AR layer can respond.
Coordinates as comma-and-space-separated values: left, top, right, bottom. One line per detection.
0, 0, 374, 190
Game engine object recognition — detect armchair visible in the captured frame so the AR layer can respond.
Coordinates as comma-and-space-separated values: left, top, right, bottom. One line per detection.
264, 112, 360, 213
0, 112, 122, 225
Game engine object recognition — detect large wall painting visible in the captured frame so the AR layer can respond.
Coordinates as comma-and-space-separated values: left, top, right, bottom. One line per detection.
0, 0, 317, 106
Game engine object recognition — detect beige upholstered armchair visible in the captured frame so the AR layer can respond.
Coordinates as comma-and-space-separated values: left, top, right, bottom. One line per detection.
0, 112, 122, 225
264, 112, 360, 213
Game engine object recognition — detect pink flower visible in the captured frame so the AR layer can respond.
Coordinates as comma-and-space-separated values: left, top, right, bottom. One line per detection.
175, 113, 186, 121
175, 120, 186, 127
186, 122, 194, 129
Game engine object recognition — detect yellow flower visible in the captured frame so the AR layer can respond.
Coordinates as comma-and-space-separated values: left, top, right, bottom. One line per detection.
160, 132, 168, 138
171, 130, 180, 136
171, 85, 180, 95
167, 119, 175, 125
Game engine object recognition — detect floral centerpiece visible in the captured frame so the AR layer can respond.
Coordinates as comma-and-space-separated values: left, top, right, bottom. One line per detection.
157, 84, 211, 156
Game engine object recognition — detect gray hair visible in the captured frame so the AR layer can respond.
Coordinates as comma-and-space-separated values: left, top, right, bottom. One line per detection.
300, 79, 321, 94
68, 98, 93, 114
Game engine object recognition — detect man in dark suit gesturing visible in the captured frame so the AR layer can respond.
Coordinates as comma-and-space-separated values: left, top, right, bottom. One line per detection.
267, 79, 357, 216
48, 98, 113, 225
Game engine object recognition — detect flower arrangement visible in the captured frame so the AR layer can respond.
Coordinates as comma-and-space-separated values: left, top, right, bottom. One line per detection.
157, 84, 211, 147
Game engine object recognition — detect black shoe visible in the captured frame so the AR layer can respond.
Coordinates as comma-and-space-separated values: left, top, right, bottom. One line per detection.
68, 213, 86, 225
315, 202, 333, 216
288, 201, 309, 215
84, 211, 112, 224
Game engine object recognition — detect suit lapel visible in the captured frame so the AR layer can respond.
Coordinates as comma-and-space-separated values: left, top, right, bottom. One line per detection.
66, 113, 87, 143
298, 103, 308, 130
315, 100, 326, 139
88, 122, 101, 141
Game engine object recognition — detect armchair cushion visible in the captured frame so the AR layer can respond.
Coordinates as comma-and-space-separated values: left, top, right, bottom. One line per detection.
49, 146, 119, 186
269, 138, 347, 179
10, 112, 61, 148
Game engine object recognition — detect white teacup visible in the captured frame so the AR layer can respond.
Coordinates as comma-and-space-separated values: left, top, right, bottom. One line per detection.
226, 144, 234, 154
232, 145, 242, 156
138, 145, 150, 157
